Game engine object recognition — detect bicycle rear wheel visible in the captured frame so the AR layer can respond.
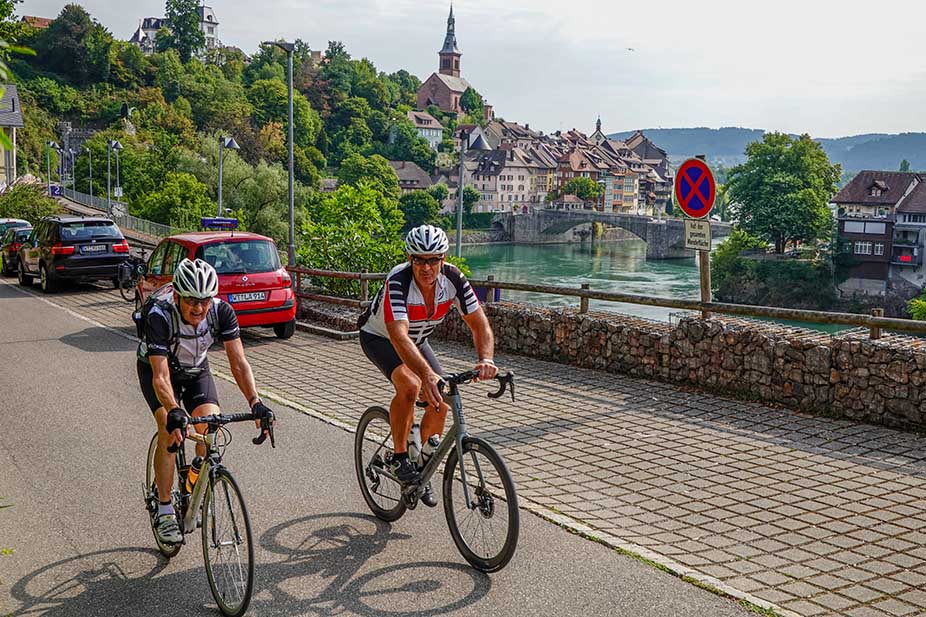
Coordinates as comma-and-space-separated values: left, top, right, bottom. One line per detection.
354, 406, 407, 522
118, 266, 136, 303
202, 468, 254, 617
443, 437, 519, 572
145, 433, 182, 558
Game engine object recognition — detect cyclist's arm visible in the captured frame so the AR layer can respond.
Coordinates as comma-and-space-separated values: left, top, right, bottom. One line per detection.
150, 355, 180, 411
462, 307, 497, 380
386, 319, 443, 408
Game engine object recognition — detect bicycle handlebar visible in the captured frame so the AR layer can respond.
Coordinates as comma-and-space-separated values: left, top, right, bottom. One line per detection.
437, 370, 516, 402
166, 410, 276, 452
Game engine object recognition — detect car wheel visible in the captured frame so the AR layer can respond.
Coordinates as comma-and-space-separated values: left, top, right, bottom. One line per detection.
273, 320, 296, 340
40, 264, 57, 293
17, 260, 32, 286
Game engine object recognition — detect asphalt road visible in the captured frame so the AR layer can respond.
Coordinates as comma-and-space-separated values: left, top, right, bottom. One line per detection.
0, 280, 753, 617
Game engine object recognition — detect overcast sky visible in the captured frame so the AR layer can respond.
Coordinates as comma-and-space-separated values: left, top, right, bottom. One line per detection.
19, 0, 926, 138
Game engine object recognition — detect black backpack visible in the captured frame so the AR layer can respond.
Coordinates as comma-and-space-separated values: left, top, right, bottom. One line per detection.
134, 285, 219, 371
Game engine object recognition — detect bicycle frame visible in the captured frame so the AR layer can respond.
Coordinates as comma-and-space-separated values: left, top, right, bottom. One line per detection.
175, 431, 226, 534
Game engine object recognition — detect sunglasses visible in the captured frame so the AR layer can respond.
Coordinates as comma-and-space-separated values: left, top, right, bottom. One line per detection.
410, 256, 444, 267
180, 297, 213, 308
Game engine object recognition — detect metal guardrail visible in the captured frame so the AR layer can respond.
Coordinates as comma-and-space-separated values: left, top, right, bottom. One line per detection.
61, 188, 183, 240
287, 267, 926, 340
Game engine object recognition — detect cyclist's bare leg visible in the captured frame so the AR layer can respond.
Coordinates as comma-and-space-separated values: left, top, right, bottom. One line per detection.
420, 398, 448, 443
189, 402, 220, 459
389, 364, 420, 455
154, 406, 176, 500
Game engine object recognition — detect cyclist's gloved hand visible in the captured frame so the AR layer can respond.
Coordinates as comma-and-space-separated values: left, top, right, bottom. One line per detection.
165, 407, 189, 449
251, 400, 273, 422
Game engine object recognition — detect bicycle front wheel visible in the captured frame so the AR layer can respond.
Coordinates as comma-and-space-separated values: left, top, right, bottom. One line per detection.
145, 433, 182, 559
354, 406, 407, 522
443, 437, 519, 572
202, 468, 254, 617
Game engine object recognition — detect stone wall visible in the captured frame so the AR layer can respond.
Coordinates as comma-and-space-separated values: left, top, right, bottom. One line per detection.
433, 302, 926, 431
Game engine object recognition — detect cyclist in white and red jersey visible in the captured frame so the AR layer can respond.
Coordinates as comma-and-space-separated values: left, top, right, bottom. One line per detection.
359, 225, 498, 503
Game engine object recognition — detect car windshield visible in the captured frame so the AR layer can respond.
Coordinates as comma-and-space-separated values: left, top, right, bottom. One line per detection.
0, 222, 28, 234
60, 221, 122, 241
14, 229, 31, 242
196, 240, 281, 275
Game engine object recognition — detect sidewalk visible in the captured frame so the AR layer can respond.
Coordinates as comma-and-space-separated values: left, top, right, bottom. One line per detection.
31, 281, 926, 617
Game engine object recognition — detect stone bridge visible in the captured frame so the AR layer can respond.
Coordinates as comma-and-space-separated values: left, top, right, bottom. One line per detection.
492, 209, 732, 259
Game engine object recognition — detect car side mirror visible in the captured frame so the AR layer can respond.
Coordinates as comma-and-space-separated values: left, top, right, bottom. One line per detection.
135, 263, 147, 276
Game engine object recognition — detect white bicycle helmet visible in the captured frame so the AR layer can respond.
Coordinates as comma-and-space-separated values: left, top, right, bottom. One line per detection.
173, 258, 219, 299
405, 225, 450, 255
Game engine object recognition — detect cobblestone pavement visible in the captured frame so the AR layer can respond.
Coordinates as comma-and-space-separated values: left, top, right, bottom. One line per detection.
15, 279, 926, 617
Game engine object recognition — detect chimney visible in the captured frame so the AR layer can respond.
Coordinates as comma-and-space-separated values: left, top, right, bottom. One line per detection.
525, 123, 529, 130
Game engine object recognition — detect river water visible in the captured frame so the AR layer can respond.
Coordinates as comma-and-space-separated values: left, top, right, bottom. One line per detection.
461, 240, 700, 323
462, 240, 845, 332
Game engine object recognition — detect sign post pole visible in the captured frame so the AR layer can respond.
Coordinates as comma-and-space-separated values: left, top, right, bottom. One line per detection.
674, 156, 717, 320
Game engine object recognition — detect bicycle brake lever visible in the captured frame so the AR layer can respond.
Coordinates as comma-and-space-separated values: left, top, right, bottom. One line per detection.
252, 413, 275, 447
487, 371, 515, 400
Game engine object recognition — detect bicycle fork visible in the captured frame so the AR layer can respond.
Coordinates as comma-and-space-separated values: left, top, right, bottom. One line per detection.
449, 391, 481, 512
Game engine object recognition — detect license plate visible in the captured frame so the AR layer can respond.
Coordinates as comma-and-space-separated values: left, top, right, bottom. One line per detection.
229, 292, 266, 303
80, 244, 106, 254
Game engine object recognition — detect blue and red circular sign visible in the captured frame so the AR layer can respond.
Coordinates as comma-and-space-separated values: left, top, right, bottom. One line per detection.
674, 158, 716, 219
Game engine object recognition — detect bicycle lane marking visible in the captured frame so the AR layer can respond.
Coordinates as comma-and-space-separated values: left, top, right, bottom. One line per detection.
0, 279, 799, 617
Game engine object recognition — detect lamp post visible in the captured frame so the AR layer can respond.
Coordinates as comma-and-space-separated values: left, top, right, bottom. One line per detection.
44, 141, 58, 195
67, 148, 77, 190
261, 40, 296, 266
217, 135, 240, 217
106, 139, 122, 216
84, 146, 93, 201
455, 131, 491, 258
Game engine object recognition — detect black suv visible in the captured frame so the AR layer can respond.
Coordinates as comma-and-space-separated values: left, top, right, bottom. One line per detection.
17, 216, 130, 293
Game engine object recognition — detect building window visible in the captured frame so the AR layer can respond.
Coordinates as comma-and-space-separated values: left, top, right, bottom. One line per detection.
870, 188, 882, 197
855, 241, 872, 255
874, 243, 884, 256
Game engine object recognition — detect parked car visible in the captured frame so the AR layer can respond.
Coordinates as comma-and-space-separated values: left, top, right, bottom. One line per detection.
0, 225, 32, 276
0, 218, 30, 236
17, 215, 130, 293
137, 231, 296, 339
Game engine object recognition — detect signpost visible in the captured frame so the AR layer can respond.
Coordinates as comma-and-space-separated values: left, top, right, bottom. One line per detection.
674, 157, 716, 318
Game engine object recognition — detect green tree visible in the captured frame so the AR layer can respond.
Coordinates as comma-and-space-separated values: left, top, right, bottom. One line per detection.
462, 186, 480, 214
33, 4, 112, 85
909, 294, 926, 320
399, 190, 439, 230
247, 78, 321, 149
726, 133, 840, 253
158, 0, 206, 63
134, 171, 214, 228
298, 182, 405, 294
337, 153, 400, 201
562, 177, 602, 202
0, 183, 61, 220
900, 159, 911, 172
460, 87, 484, 117
427, 183, 449, 202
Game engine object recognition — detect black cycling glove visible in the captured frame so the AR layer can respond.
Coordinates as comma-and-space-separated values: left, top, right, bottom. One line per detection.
165, 407, 189, 433
251, 400, 273, 421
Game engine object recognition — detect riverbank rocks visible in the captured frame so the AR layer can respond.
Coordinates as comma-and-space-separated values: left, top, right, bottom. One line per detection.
432, 301, 926, 431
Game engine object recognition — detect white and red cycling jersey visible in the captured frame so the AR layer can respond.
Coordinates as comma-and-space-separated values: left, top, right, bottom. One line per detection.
360, 262, 480, 345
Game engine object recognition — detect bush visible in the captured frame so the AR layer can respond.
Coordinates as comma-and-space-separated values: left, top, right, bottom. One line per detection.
0, 183, 62, 221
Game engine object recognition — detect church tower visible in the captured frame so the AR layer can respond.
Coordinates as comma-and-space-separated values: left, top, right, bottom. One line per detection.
438, 5, 461, 78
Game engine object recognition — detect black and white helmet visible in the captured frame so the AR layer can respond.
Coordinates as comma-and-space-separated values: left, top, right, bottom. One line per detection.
173, 258, 218, 299
405, 225, 449, 255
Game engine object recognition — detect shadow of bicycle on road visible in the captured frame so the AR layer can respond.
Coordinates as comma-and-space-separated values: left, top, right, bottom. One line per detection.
6, 513, 490, 617
253, 511, 491, 616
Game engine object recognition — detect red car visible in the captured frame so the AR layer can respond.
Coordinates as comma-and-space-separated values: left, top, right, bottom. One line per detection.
137, 231, 296, 339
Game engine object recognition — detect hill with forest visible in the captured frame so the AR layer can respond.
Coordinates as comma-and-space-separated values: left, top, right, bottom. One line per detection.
609, 127, 926, 172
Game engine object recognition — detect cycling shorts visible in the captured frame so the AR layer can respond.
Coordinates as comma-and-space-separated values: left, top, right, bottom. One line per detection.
137, 360, 220, 414
360, 331, 443, 382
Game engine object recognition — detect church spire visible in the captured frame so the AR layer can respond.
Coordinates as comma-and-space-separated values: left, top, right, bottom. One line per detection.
438, 3, 461, 77
596, 116, 602, 133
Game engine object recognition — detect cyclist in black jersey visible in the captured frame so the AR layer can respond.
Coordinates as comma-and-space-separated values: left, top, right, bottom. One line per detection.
137, 258, 273, 545
359, 225, 497, 500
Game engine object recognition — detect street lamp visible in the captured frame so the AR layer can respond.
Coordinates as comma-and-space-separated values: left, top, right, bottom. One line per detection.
67, 148, 77, 190
217, 135, 240, 217
84, 146, 93, 201
455, 131, 491, 258
261, 39, 296, 266
44, 141, 58, 195
106, 139, 122, 216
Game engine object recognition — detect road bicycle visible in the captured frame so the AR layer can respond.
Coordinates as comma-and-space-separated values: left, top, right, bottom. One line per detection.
144, 410, 275, 617
355, 370, 519, 573
117, 254, 146, 305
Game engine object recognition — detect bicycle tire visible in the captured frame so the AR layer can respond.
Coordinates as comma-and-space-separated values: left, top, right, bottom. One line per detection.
202, 468, 254, 617
354, 406, 407, 522
118, 267, 136, 303
145, 433, 182, 558
442, 437, 519, 572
